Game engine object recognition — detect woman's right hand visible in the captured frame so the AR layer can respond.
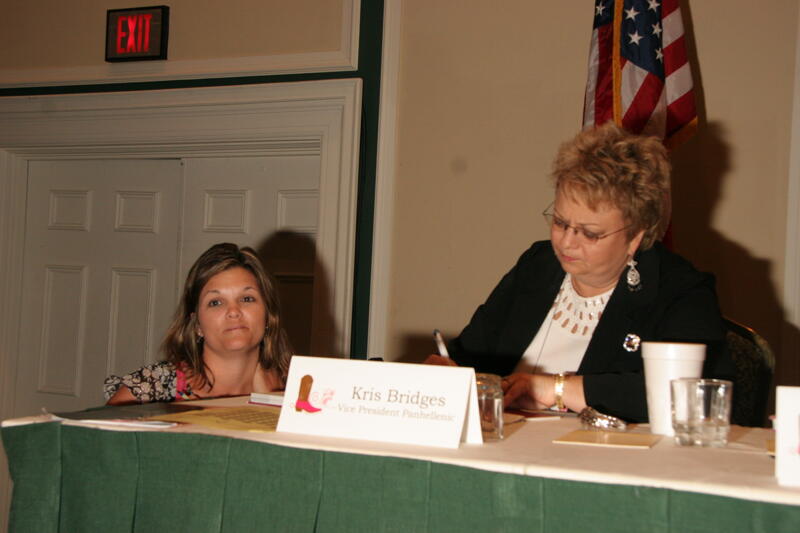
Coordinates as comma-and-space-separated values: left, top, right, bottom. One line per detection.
422, 354, 458, 367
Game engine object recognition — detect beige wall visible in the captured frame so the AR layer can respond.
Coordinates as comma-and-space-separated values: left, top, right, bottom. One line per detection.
0, 0, 343, 70
670, 1, 798, 384
387, 1, 587, 360
387, 1, 800, 387
0, 0, 796, 381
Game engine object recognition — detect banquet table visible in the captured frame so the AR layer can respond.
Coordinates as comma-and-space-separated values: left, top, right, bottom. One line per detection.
2, 397, 799, 533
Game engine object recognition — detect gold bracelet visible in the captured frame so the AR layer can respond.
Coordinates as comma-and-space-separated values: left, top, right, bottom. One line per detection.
554, 373, 567, 411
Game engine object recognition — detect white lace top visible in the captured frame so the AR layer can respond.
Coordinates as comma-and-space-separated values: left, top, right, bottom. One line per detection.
515, 274, 614, 374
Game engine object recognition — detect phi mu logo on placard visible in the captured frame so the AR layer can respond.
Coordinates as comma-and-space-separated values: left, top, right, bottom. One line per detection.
295, 374, 333, 413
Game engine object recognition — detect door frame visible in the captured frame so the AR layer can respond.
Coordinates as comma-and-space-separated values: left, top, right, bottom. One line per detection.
0, 79, 362, 423
784, 5, 800, 381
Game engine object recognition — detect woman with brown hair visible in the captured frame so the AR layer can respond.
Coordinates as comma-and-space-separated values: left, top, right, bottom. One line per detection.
105, 242, 292, 404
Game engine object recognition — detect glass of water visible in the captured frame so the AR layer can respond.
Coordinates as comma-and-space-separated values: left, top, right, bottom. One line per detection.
476, 373, 504, 441
670, 378, 733, 447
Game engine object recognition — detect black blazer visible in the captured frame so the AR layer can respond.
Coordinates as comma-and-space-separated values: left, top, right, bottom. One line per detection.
449, 241, 734, 422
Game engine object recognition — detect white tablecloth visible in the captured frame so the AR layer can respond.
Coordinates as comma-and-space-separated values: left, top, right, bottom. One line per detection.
6, 396, 796, 507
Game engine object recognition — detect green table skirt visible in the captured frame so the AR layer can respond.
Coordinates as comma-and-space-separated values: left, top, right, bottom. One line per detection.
2, 422, 799, 533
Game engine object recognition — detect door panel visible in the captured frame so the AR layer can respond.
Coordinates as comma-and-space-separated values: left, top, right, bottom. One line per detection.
14, 159, 182, 416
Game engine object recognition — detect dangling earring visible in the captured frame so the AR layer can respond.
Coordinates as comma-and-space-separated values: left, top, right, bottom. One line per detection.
196, 333, 204, 346
626, 258, 642, 292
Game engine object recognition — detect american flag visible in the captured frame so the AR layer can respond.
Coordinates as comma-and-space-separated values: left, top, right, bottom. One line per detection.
583, 0, 697, 148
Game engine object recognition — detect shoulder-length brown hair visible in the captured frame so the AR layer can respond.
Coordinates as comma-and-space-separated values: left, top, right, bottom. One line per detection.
161, 243, 292, 388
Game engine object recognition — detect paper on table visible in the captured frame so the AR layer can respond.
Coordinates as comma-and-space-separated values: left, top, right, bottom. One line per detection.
48, 402, 203, 429
148, 405, 281, 432
56, 418, 178, 429
55, 402, 202, 420
505, 408, 566, 421
554, 429, 662, 449
503, 413, 526, 426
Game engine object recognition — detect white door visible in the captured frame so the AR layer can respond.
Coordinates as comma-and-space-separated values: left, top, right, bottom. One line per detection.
14, 159, 182, 417
181, 155, 320, 355
12, 155, 321, 417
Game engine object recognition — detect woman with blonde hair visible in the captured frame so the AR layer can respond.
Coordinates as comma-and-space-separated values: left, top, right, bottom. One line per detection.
427, 123, 734, 422
105, 242, 292, 404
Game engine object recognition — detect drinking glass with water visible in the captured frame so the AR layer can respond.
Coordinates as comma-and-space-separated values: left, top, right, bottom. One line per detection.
476, 373, 504, 441
671, 378, 733, 447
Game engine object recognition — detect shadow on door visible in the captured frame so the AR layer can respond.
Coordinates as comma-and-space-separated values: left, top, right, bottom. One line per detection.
256, 230, 336, 357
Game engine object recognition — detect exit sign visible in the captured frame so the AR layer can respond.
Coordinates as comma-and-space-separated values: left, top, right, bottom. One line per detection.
106, 6, 169, 62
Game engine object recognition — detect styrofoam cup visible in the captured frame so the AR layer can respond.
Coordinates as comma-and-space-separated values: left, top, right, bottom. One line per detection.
642, 342, 706, 436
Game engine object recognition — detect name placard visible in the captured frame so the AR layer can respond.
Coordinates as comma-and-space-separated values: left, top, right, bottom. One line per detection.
276, 356, 482, 448
776, 386, 800, 486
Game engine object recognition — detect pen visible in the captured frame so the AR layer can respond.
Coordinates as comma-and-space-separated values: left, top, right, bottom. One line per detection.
433, 329, 450, 358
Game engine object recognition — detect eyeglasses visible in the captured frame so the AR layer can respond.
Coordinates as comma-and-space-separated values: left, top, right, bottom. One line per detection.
542, 204, 630, 245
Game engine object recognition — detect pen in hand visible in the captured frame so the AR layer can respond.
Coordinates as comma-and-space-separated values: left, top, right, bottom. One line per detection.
433, 329, 450, 358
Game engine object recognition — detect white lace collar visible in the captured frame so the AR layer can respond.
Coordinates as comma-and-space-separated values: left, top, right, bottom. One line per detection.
551, 274, 614, 336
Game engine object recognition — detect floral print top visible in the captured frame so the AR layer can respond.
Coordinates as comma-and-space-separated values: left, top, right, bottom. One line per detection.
103, 361, 195, 403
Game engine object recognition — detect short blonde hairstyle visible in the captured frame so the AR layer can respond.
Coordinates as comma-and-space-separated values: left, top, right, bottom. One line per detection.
551, 122, 671, 250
